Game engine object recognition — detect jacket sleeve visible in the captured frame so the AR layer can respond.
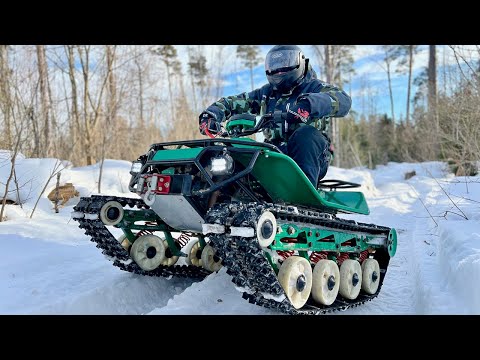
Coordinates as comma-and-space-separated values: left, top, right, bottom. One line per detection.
202, 88, 264, 123
298, 82, 352, 119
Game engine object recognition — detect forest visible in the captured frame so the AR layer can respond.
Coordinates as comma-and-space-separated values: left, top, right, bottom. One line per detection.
0, 45, 478, 174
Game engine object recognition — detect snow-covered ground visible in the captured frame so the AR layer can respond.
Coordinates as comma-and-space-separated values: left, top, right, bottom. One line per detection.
1, 151, 479, 315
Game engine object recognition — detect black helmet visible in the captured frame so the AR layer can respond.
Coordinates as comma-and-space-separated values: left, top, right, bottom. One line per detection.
265, 45, 307, 93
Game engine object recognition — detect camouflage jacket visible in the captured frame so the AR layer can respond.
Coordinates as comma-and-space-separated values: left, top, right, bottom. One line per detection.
202, 66, 352, 146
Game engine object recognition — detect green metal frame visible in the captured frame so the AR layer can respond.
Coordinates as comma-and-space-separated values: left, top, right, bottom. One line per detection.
115, 209, 185, 257
270, 223, 383, 254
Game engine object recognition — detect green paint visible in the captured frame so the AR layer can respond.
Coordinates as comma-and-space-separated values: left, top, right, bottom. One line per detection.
233, 151, 370, 215
270, 223, 384, 254
226, 119, 256, 131
387, 228, 397, 257
199, 235, 207, 249
162, 167, 175, 175
163, 231, 186, 257
122, 228, 137, 244
152, 148, 203, 161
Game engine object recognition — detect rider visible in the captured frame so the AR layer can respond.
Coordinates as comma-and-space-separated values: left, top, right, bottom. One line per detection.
199, 45, 352, 186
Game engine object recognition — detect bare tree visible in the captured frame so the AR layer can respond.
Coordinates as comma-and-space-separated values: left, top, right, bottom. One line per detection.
98, 45, 117, 193
0, 129, 24, 222
236, 45, 262, 91
312, 45, 355, 168
30, 159, 64, 218
36, 45, 52, 157
0, 45, 13, 149
379, 45, 400, 128
151, 45, 180, 119
396, 45, 420, 125
188, 47, 210, 110
428, 45, 438, 131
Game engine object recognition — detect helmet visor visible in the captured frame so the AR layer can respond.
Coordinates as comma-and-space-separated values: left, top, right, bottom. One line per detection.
265, 50, 300, 74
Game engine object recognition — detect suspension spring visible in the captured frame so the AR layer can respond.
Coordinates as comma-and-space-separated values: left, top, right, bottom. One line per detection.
358, 250, 369, 263
336, 252, 350, 266
277, 250, 295, 260
135, 221, 157, 238
176, 233, 191, 248
309, 251, 328, 264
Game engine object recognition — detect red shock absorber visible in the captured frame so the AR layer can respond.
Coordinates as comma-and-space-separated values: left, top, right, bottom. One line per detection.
358, 250, 369, 263
176, 233, 190, 248
309, 251, 328, 264
277, 250, 295, 260
336, 252, 350, 266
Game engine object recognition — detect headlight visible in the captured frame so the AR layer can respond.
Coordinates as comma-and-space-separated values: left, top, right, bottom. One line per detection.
210, 154, 234, 175
131, 161, 143, 174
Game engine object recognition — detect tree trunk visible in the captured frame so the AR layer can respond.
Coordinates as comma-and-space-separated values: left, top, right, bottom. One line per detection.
98, 45, 116, 193
66, 46, 81, 162
386, 60, 396, 142
0, 45, 13, 149
386, 61, 395, 124
36, 45, 50, 157
187, 47, 198, 113
134, 54, 145, 127
166, 62, 174, 120
406, 45, 413, 126
428, 45, 438, 131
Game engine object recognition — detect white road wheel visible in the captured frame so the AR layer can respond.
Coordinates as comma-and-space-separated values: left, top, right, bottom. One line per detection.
161, 240, 179, 267
99, 201, 124, 226
186, 239, 202, 267
201, 244, 222, 272
361, 258, 381, 294
130, 234, 165, 271
256, 211, 277, 248
339, 259, 362, 300
312, 260, 340, 306
278, 256, 313, 309
117, 234, 131, 251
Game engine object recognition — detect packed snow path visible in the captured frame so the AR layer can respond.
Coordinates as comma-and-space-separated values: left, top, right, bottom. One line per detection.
1, 159, 478, 314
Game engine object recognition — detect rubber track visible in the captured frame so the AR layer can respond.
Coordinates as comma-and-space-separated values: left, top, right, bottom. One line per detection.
74, 196, 391, 315
205, 202, 391, 315
73, 195, 211, 280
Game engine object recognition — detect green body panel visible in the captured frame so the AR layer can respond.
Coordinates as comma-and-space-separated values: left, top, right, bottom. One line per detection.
233, 150, 370, 215
148, 140, 369, 215
225, 119, 256, 131
152, 148, 203, 161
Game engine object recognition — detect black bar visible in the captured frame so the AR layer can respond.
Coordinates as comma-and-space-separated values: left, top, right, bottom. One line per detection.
192, 150, 261, 196
148, 138, 282, 153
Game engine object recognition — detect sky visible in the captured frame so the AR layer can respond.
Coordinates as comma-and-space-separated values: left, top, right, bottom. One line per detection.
177, 45, 479, 121
1, 151, 480, 314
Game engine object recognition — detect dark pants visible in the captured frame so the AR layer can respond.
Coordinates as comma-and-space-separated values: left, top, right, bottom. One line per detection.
279, 126, 330, 187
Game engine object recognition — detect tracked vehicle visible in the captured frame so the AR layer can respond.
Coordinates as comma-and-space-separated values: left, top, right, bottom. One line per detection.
73, 112, 397, 314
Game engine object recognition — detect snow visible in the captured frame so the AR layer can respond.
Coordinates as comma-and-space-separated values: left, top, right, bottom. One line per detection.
1, 152, 480, 315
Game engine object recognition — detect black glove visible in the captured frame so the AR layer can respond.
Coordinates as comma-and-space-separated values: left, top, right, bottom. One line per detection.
199, 112, 221, 136
286, 100, 311, 124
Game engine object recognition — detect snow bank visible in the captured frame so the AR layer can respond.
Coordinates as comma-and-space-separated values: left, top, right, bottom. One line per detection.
433, 175, 480, 313
0, 154, 70, 204
437, 223, 480, 313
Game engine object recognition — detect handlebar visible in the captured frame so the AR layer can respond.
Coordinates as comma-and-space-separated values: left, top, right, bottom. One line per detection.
218, 111, 287, 139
